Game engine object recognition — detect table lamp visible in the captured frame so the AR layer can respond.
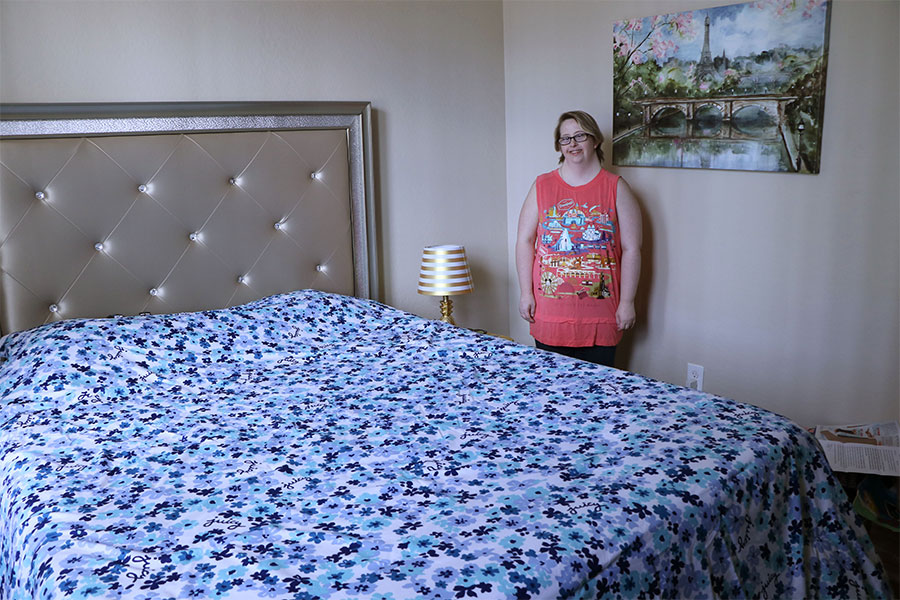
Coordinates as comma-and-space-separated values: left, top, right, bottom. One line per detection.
417, 244, 474, 325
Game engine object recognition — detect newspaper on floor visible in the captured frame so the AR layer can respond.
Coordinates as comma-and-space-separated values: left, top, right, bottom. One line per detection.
814, 421, 900, 476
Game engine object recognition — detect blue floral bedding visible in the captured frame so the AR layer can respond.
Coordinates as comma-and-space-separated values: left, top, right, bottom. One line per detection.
0, 290, 890, 599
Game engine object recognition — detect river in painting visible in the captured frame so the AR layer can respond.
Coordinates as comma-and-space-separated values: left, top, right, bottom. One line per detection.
613, 107, 794, 172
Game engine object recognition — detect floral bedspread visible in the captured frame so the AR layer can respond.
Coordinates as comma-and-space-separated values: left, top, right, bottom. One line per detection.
0, 290, 890, 599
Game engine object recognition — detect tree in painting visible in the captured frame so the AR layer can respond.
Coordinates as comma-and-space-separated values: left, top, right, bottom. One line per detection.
613, 11, 698, 108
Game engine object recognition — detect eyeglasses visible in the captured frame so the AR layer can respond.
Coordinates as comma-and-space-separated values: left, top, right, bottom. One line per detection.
558, 132, 590, 146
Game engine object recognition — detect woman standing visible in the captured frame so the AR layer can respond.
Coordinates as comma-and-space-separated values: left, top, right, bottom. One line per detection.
516, 110, 642, 367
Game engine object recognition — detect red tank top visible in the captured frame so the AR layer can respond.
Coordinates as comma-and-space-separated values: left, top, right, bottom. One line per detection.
530, 168, 623, 347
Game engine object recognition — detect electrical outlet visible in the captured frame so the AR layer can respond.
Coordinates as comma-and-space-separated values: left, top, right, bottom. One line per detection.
686, 363, 704, 391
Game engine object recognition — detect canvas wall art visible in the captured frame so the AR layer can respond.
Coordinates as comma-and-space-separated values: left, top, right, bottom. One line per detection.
612, 0, 831, 173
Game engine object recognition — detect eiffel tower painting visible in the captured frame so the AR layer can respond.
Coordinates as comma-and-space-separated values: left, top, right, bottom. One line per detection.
613, 0, 832, 173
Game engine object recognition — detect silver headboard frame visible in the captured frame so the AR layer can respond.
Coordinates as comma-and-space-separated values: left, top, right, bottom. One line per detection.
0, 102, 377, 335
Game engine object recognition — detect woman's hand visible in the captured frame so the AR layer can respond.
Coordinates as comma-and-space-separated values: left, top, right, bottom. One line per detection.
519, 293, 535, 323
616, 301, 636, 330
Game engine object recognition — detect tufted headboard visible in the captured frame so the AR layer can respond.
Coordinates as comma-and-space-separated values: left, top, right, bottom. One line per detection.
0, 102, 376, 335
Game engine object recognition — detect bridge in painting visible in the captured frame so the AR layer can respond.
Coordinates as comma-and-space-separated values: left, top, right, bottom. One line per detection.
633, 94, 799, 132
620, 93, 805, 170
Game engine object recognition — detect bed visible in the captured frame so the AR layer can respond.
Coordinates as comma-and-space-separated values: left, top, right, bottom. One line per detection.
0, 104, 892, 599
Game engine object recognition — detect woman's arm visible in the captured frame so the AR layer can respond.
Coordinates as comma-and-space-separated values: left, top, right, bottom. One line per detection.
515, 181, 539, 323
615, 178, 642, 330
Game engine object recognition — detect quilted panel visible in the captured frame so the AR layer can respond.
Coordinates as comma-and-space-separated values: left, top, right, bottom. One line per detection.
0, 129, 354, 333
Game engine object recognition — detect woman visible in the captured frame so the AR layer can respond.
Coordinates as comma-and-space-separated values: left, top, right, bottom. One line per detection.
516, 110, 642, 367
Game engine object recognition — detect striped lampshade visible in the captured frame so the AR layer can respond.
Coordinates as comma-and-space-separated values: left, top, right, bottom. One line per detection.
417, 245, 474, 296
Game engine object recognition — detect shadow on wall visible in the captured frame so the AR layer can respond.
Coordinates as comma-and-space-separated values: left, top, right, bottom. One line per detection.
614, 182, 654, 373
370, 108, 387, 302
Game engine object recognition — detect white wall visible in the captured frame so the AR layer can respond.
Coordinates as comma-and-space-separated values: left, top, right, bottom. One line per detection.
504, 0, 899, 427
0, 0, 509, 332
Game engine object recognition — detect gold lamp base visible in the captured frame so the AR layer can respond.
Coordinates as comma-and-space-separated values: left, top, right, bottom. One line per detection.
439, 295, 456, 325
417, 244, 473, 327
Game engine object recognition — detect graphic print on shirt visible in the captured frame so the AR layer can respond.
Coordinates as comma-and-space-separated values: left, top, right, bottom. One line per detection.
537, 198, 616, 299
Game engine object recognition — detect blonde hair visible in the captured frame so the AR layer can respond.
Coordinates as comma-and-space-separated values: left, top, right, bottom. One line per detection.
554, 110, 604, 165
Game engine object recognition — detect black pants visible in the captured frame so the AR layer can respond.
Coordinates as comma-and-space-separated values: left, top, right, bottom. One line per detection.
535, 340, 616, 368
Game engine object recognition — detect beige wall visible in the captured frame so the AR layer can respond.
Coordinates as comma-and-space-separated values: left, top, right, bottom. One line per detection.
504, 0, 899, 426
0, 0, 510, 332
2, 0, 898, 427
